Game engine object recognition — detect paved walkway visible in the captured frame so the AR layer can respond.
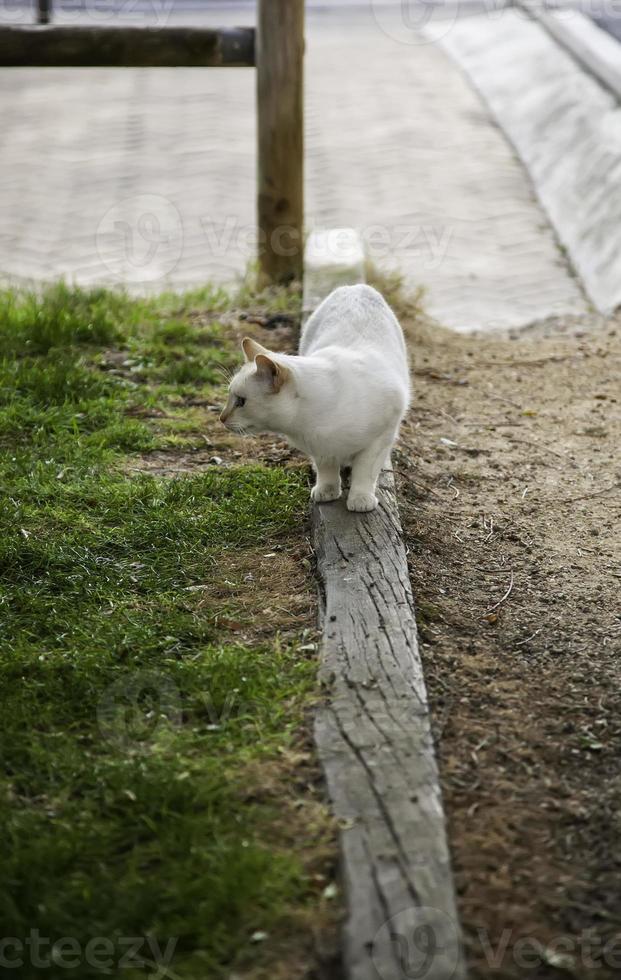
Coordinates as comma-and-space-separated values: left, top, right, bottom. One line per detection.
441, 8, 621, 315
0, 5, 587, 330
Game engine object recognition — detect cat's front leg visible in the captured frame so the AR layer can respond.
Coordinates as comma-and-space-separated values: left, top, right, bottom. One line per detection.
310, 460, 342, 503
347, 431, 395, 512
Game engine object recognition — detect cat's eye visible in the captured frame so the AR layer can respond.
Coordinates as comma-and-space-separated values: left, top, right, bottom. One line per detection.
235, 396, 246, 408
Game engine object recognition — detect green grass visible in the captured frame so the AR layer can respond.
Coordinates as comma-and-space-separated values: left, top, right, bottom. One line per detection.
0, 283, 321, 979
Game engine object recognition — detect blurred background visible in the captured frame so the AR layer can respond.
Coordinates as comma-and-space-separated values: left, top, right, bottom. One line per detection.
1, 0, 620, 327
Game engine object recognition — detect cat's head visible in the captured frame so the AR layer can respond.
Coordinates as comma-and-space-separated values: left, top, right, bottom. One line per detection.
220, 337, 295, 436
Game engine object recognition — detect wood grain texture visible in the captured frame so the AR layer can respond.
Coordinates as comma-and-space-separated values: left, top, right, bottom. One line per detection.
256, 0, 304, 284
312, 472, 465, 980
305, 231, 463, 977
0, 26, 255, 68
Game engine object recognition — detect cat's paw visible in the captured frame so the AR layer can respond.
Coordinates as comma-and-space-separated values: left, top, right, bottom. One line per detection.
311, 483, 341, 503
347, 491, 378, 513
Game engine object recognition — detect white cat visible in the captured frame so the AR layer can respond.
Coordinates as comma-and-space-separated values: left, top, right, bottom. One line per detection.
220, 284, 410, 512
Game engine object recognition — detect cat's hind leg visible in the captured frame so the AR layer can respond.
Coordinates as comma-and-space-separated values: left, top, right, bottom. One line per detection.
347, 431, 395, 513
311, 459, 342, 503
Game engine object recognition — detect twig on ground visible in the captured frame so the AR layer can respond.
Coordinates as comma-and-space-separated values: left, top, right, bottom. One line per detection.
478, 355, 575, 368
556, 482, 620, 505
507, 436, 578, 465
482, 515, 494, 541
438, 407, 461, 426
485, 390, 523, 411
485, 570, 514, 614
394, 468, 445, 498
515, 629, 542, 647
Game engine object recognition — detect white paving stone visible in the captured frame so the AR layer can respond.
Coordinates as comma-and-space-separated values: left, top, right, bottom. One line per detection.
0, 8, 587, 330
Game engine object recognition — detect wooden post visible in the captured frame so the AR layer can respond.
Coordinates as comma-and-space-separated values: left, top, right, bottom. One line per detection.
37, 0, 51, 25
257, 0, 304, 284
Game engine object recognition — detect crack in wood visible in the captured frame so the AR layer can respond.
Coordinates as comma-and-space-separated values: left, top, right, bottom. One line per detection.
304, 232, 464, 980
312, 468, 465, 980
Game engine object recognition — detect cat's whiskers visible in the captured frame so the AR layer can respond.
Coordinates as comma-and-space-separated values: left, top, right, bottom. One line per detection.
214, 364, 233, 385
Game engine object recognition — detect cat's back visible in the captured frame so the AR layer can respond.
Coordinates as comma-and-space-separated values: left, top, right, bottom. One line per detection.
299, 284, 406, 363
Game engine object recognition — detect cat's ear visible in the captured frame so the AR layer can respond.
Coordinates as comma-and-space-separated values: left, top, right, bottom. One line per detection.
242, 337, 289, 392
242, 337, 271, 362
255, 353, 289, 393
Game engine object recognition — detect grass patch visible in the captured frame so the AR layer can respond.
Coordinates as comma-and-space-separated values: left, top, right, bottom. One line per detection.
0, 284, 335, 979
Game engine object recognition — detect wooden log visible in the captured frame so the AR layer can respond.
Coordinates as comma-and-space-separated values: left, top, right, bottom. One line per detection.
313, 476, 465, 980
0, 26, 255, 68
305, 230, 465, 980
256, 0, 304, 284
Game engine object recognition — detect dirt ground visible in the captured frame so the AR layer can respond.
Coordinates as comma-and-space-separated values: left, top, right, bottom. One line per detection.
173, 292, 620, 979
395, 307, 621, 980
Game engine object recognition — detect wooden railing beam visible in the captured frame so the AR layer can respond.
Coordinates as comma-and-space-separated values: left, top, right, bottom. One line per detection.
0, 26, 255, 68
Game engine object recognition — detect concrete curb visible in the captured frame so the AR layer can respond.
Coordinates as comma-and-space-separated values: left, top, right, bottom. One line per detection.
302, 227, 365, 321
438, 9, 621, 314
304, 229, 465, 980
533, 8, 621, 101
